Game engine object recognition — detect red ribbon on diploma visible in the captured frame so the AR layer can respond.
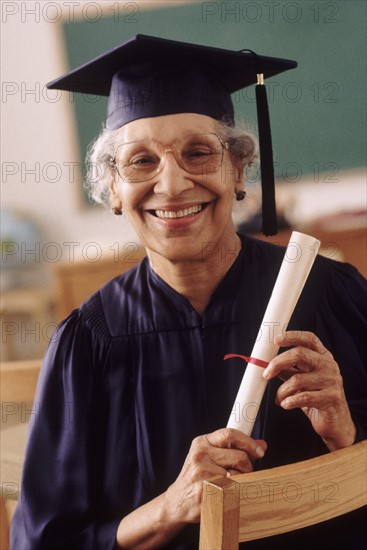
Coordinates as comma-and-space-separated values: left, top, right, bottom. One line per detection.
224, 354, 269, 369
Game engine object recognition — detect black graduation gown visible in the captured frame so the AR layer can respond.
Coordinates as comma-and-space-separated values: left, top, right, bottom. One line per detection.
10, 236, 367, 549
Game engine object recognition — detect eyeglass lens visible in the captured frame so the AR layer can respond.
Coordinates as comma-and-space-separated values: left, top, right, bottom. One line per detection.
113, 133, 224, 182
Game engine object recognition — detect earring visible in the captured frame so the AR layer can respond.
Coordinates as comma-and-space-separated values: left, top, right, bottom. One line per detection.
112, 205, 122, 215
235, 190, 246, 201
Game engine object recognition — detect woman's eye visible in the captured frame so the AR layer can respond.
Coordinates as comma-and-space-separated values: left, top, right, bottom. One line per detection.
185, 148, 213, 159
127, 155, 157, 167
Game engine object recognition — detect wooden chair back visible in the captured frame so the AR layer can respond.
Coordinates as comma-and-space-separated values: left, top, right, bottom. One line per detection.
52, 246, 146, 321
252, 226, 367, 278
0, 360, 42, 550
199, 440, 367, 549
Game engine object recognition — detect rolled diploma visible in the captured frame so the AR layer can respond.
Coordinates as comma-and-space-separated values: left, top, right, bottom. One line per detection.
227, 231, 320, 435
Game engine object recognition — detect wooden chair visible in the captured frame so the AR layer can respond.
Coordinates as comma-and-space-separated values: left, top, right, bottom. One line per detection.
0, 360, 42, 550
1, 499, 9, 550
52, 246, 146, 321
199, 440, 367, 549
251, 226, 367, 278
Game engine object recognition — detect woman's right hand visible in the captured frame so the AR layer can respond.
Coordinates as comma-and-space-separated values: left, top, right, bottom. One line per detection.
116, 428, 267, 548
161, 428, 267, 526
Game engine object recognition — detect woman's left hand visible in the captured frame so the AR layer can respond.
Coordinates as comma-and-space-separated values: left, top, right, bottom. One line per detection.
263, 330, 356, 451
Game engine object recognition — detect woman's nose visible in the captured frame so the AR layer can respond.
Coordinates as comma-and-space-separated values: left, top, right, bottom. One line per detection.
153, 151, 194, 197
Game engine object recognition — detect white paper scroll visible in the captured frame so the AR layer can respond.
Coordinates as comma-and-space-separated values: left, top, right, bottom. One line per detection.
227, 231, 320, 436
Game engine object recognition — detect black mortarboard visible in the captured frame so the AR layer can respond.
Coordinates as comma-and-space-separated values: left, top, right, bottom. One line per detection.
47, 34, 297, 235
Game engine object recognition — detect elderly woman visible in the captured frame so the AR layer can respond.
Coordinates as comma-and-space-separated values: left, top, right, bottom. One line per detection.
11, 36, 366, 549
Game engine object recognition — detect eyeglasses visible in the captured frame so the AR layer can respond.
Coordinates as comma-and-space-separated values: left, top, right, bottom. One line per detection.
110, 133, 229, 183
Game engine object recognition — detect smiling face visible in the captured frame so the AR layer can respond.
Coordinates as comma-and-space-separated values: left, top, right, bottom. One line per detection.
109, 113, 243, 263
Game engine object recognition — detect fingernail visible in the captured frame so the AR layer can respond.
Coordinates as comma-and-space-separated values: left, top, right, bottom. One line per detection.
256, 445, 265, 458
263, 369, 270, 379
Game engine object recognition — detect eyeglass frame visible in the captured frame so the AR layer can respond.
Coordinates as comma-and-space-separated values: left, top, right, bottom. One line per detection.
109, 132, 230, 183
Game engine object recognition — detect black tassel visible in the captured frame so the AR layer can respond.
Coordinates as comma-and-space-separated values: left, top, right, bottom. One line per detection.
256, 75, 277, 236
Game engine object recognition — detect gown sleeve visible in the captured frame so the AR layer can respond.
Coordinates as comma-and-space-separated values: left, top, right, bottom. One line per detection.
10, 306, 119, 550
319, 260, 367, 442
293, 257, 367, 442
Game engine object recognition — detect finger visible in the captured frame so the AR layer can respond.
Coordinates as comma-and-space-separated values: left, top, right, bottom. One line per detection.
254, 439, 268, 455
263, 346, 323, 380
227, 465, 253, 476
181, 459, 229, 484
188, 438, 255, 475
208, 447, 255, 474
204, 428, 266, 459
274, 330, 330, 355
277, 388, 341, 412
275, 371, 336, 405
226, 438, 268, 456
226, 439, 268, 473
211, 440, 267, 473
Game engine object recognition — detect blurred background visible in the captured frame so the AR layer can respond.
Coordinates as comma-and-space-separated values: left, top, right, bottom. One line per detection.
1, 0, 366, 361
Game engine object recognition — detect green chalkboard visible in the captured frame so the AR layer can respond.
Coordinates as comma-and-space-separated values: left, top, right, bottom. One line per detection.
62, 0, 366, 188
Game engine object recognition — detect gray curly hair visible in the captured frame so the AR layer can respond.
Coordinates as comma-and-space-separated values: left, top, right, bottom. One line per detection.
84, 120, 258, 207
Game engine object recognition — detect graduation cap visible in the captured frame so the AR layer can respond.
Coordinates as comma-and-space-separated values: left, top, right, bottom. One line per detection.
47, 34, 297, 235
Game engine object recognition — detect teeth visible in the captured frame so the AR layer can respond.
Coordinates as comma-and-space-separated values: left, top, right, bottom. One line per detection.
155, 204, 203, 219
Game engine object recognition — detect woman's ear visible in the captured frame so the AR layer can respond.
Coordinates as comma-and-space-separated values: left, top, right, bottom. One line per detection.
234, 162, 245, 184
108, 176, 123, 215
108, 174, 118, 197
234, 174, 245, 194
234, 171, 246, 201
